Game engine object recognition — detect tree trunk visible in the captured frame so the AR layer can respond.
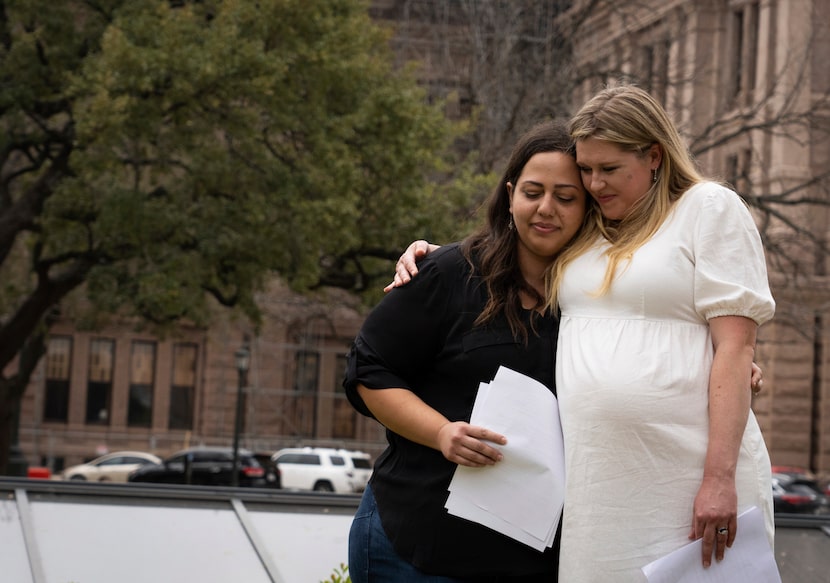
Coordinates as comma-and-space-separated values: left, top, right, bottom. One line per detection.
0, 326, 49, 475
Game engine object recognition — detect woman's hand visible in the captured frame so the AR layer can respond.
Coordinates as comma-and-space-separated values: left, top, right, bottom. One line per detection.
689, 475, 738, 567
383, 240, 440, 292
437, 421, 507, 467
356, 385, 505, 467
750, 362, 764, 394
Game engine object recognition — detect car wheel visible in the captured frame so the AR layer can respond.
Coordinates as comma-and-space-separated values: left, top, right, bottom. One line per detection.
313, 481, 334, 492
69, 475, 86, 481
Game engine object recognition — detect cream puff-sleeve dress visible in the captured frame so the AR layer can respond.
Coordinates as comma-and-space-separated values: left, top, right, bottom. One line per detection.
555, 182, 776, 582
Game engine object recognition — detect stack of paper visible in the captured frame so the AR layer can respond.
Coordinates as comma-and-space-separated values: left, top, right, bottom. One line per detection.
444, 366, 566, 551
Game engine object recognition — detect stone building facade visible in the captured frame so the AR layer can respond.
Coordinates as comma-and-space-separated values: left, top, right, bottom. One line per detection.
19, 281, 385, 472
16, 0, 830, 478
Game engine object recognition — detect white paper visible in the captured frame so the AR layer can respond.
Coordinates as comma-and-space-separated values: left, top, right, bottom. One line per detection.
444, 366, 566, 551
444, 491, 551, 550
641, 506, 782, 583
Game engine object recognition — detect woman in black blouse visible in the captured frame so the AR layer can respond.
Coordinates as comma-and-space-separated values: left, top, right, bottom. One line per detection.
343, 120, 592, 582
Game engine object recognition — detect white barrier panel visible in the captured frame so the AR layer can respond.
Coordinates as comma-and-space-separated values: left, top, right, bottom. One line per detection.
0, 479, 358, 583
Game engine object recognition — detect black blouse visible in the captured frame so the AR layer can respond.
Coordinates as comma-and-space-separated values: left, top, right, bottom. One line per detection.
344, 243, 560, 578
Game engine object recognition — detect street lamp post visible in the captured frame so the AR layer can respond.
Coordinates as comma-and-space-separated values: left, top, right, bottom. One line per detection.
231, 341, 250, 488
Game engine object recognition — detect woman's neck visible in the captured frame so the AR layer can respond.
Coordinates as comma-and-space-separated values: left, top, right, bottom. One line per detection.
519, 268, 547, 311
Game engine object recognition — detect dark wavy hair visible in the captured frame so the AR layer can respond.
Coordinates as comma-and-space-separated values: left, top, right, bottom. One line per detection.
461, 119, 577, 342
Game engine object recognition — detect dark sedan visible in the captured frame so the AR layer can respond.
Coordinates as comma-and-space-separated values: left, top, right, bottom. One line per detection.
128, 447, 266, 488
772, 473, 828, 514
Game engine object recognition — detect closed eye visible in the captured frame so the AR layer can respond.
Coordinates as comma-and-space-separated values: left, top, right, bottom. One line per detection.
579, 166, 617, 174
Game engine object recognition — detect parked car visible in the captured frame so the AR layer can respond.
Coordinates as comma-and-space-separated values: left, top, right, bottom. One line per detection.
272, 447, 372, 493
253, 452, 282, 489
772, 473, 828, 514
128, 447, 266, 488
772, 465, 813, 477
59, 451, 162, 482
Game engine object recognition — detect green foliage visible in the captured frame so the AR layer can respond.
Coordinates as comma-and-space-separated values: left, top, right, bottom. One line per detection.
0, 0, 484, 473
0, 0, 466, 342
321, 563, 350, 583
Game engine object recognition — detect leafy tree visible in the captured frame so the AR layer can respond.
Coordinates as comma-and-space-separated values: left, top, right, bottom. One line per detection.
0, 0, 470, 473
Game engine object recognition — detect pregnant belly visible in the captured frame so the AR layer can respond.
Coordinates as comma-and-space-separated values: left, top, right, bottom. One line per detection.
556, 316, 711, 427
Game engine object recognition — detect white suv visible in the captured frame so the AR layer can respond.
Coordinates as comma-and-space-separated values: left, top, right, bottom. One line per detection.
271, 447, 372, 493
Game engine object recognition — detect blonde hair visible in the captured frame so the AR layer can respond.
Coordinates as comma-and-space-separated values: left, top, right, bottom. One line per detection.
547, 85, 704, 309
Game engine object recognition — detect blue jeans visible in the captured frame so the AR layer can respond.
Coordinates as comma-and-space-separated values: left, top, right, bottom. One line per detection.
349, 485, 463, 583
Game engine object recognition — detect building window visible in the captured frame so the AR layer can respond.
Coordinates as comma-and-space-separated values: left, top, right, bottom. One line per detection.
169, 343, 197, 430
86, 338, 114, 424
43, 336, 72, 422
294, 351, 320, 393
332, 353, 356, 439
128, 341, 156, 427
639, 39, 670, 105
726, 1, 759, 107
290, 350, 319, 437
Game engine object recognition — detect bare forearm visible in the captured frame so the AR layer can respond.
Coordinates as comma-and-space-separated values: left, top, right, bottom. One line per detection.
704, 316, 757, 477
704, 344, 753, 479
357, 384, 448, 450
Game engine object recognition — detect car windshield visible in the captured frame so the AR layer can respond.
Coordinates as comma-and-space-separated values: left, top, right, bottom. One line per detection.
277, 453, 320, 465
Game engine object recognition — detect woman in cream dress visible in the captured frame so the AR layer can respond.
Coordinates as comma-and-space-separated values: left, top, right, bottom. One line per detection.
549, 85, 775, 582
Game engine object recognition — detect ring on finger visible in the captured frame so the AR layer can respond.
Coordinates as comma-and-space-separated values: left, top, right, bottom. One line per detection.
717, 527, 729, 536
